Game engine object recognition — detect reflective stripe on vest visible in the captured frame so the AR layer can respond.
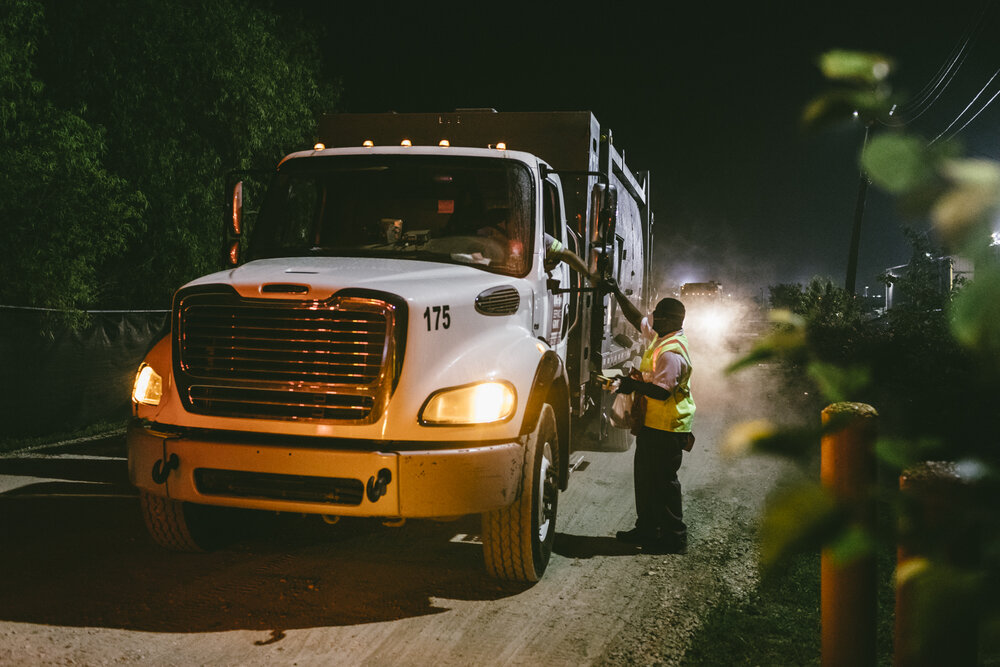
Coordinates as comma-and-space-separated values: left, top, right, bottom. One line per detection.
639, 331, 695, 432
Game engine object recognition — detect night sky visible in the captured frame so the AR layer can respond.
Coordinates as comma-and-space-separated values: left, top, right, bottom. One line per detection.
311, 1, 1000, 297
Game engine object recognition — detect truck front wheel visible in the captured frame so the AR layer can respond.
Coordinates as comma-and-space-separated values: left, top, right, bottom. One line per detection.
481, 404, 559, 582
140, 490, 228, 552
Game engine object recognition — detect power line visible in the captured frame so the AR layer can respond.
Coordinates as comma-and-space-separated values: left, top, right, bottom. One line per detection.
890, 31, 972, 119
886, 41, 971, 124
929, 66, 1000, 143
941, 83, 1000, 142
881, 0, 992, 126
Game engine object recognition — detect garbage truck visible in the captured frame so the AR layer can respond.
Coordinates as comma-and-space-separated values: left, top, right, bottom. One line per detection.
127, 110, 654, 581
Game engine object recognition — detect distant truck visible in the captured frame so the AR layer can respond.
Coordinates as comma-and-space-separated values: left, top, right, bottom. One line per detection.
127, 110, 653, 581
680, 281, 723, 300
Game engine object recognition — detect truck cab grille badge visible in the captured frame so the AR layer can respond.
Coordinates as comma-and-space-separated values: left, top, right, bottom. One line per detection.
261, 283, 309, 294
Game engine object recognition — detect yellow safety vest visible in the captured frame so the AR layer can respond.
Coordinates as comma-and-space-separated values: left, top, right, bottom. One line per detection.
639, 331, 695, 432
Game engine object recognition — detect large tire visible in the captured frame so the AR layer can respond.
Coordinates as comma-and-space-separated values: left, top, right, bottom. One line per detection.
482, 404, 559, 582
140, 490, 221, 552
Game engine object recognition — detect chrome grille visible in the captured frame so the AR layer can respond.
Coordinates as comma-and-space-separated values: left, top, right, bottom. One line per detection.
176, 291, 397, 423
188, 385, 374, 421
179, 305, 386, 383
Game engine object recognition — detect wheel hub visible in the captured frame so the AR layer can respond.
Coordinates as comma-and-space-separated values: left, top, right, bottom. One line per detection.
537, 441, 557, 542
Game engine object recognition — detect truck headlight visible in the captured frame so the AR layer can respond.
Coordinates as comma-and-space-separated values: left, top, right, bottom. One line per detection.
132, 363, 163, 406
420, 381, 516, 425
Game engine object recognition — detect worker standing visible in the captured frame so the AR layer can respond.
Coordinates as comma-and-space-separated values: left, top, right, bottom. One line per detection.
602, 280, 695, 554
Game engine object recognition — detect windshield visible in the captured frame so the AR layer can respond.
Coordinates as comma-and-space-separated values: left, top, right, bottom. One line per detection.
249, 154, 534, 276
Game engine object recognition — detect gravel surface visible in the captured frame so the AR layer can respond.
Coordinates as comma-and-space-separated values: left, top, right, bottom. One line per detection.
0, 325, 796, 666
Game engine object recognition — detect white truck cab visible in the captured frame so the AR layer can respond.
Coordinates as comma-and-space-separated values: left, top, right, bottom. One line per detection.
128, 111, 652, 582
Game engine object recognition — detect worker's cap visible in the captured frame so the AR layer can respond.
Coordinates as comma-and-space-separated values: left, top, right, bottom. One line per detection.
653, 298, 685, 320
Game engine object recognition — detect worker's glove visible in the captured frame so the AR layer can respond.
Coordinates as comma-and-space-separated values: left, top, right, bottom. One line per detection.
615, 375, 639, 394
617, 376, 671, 401
597, 276, 619, 295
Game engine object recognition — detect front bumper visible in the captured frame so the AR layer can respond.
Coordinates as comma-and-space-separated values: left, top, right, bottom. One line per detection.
128, 422, 525, 517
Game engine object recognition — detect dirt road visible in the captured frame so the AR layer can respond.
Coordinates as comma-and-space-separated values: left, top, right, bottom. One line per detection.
0, 349, 791, 666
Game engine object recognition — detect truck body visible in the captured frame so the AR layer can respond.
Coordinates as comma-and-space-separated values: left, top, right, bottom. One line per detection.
128, 110, 653, 581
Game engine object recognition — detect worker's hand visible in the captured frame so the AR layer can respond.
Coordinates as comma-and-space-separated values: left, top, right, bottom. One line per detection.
597, 275, 619, 295
615, 375, 638, 394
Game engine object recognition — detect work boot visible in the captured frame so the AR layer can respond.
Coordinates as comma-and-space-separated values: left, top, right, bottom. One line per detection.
641, 535, 687, 555
615, 526, 654, 545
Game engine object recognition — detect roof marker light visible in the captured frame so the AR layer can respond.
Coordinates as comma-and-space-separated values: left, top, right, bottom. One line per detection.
496, 142, 507, 150
439, 139, 450, 147
401, 139, 412, 147
363, 140, 374, 147
313, 142, 326, 150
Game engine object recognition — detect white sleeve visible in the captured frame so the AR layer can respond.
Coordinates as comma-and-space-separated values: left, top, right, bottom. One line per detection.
640, 315, 656, 345
652, 349, 685, 392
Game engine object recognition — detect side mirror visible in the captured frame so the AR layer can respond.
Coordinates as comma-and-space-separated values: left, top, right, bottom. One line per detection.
231, 181, 244, 236
589, 183, 619, 276
599, 184, 618, 242
227, 181, 243, 266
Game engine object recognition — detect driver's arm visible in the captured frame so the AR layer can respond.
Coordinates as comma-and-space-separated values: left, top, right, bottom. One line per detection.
544, 233, 598, 283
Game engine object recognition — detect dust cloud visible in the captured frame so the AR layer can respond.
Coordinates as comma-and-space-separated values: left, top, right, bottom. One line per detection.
646, 238, 808, 433
682, 296, 774, 421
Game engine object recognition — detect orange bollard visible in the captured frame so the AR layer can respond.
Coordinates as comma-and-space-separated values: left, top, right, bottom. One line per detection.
821, 402, 878, 667
895, 462, 979, 666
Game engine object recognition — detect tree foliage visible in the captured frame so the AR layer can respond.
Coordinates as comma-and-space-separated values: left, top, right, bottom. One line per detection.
731, 49, 1000, 660
767, 282, 805, 312
0, 0, 339, 316
0, 0, 146, 324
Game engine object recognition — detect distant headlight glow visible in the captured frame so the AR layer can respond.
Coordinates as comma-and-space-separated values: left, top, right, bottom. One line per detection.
684, 303, 739, 344
700, 307, 728, 332
420, 381, 516, 425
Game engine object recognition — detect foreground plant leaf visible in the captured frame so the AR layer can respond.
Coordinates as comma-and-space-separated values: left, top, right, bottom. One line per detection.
951, 264, 1000, 364
825, 523, 876, 566
726, 310, 806, 373
862, 133, 935, 193
760, 482, 840, 572
874, 437, 945, 471
931, 158, 1000, 247
722, 419, 778, 457
818, 50, 893, 84
802, 89, 892, 129
806, 361, 870, 403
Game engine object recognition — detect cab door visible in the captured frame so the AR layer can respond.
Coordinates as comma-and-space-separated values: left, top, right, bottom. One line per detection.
543, 175, 571, 361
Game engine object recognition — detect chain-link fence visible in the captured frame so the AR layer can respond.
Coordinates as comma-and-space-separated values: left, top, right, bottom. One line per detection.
1, 307, 168, 438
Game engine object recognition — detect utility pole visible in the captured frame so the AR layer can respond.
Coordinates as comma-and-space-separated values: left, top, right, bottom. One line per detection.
845, 122, 872, 295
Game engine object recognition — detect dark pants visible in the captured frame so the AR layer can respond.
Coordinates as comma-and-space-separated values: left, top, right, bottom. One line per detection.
634, 426, 688, 542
